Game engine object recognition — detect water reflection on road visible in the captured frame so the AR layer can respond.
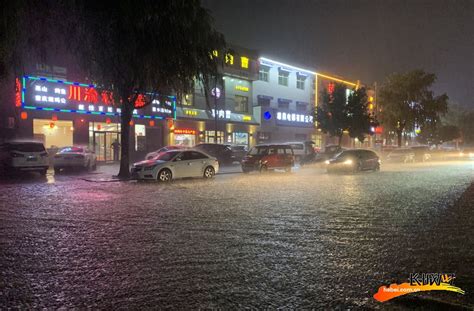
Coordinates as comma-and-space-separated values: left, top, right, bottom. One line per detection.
0, 161, 473, 309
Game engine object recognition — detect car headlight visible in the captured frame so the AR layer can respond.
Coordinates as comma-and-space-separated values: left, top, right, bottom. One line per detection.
324, 160, 330, 165
343, 159, 353, 165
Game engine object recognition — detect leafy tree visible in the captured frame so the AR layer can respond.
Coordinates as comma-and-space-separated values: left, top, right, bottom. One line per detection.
314, 83, 348, 145
315, 83, 376, 145
68, 1, 226, 178
346, 87, 377, 142
378, 70, 448, 147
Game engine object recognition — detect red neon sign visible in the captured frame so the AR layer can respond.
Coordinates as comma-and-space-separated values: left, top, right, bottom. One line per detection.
15, 78, 22, 107
174, 129, 196, 135
84, 88, 99, 103
68, 85, 82, 101
327, 82, 335, 94
134, 94, 147, 108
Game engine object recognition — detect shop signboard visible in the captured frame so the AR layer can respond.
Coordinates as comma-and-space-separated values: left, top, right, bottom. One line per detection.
20, 75, 176, 120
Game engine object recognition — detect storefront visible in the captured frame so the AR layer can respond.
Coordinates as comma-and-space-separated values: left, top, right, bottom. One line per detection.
171, 106, 258, 148
16, 75, 176, 161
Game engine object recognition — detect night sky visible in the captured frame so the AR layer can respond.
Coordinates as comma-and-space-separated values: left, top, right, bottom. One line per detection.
202, 0, 473, 107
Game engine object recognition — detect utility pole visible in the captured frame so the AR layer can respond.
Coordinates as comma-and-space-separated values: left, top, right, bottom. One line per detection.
214, 77, 218, 144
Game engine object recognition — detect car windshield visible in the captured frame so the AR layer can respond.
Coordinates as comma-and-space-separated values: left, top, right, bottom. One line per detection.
156, 151, 181, 162
60, 147, 84, 153
9, 143, 45, 152
249, 147, 268, 155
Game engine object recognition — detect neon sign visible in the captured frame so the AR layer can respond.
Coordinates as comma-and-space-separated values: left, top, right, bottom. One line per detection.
276, 111, 313, 124
21, 76, 176, 120
15, 78, 22, 107
174, 129, 196, 135
235, 85, 249, 92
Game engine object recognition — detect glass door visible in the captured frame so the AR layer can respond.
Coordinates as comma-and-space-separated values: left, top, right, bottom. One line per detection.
93, 131, 120, 162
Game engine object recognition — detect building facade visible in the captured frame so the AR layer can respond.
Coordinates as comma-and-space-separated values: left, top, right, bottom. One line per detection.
169, 45, 260, 148
12, 71, 174, 162
253, 57, 316, 145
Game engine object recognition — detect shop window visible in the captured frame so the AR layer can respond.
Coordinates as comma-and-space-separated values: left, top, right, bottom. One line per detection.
33, 119, 73, 151
278, 70, 289, 86
296, 75, 306, 90
205, 130, 224, 144
135, 124, 146, 151
233, 132, 249, 145
234, 95, 249, 112
89, 122, 121, 162
174, 133, 196, 147
259, 66, 269, 82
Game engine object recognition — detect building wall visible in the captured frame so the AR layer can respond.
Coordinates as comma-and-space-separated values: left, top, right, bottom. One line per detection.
252, 59, 316, 143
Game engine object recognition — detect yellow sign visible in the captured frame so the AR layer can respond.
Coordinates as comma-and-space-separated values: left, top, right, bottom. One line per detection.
225, 53, 234, 65
242, 115, 252, 121
184, 109, 198, 116
241, 56, 249, 69
235, 85, 249, 92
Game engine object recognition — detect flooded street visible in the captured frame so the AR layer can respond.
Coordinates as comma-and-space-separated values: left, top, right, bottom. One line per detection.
1, 161, 473, 309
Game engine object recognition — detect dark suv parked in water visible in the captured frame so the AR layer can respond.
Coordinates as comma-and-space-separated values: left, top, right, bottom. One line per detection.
241, 144, 294, 173
194, 143, 235, 165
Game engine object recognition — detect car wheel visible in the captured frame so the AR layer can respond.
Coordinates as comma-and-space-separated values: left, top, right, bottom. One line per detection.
158, 168, 172, 182
203, 166, 215, 179
54, 167, 61, 174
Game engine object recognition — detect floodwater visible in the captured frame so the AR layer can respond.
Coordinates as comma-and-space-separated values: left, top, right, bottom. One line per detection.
0, 161, 473, 309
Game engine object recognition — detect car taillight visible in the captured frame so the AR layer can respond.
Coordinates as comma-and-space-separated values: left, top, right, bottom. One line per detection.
10, 152, 24, 158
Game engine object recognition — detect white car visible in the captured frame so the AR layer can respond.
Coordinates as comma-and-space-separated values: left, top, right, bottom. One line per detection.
53, 146, 97, 173
132, 150, 219, 182
0, 141, 49, 175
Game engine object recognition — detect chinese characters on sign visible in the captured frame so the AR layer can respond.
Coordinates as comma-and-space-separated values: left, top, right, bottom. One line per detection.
23, 76, 175, 119
211, 109, 231, 119
276, 111, 313, 124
